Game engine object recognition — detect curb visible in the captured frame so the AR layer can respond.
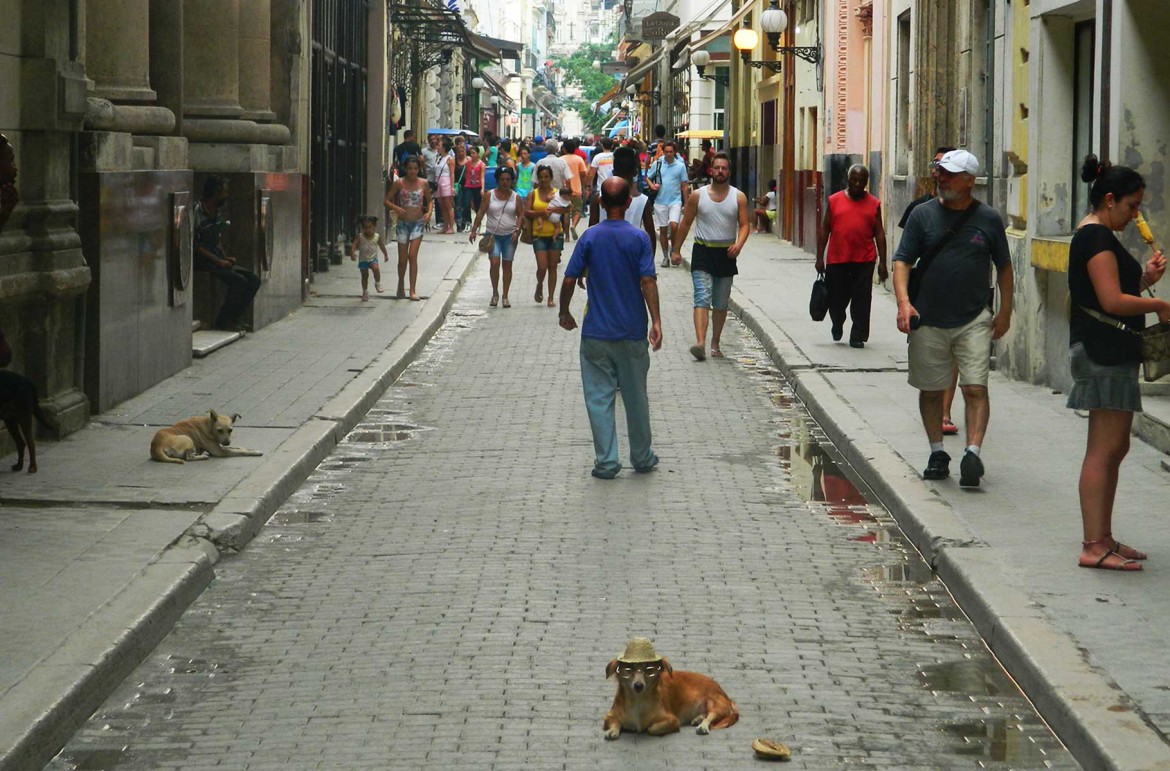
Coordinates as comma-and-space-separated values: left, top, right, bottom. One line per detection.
729, 285, 1170, 771
0, 246, 480, 771
0, 539, 216, 771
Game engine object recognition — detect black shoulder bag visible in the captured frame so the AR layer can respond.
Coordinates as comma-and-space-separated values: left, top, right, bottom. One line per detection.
907, 200, 981, 304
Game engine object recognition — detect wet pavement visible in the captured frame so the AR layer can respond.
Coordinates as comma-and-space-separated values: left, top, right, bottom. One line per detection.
49, 261, 1077, 770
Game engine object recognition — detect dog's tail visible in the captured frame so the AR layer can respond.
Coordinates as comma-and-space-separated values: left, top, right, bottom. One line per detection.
711, 702, 739, 730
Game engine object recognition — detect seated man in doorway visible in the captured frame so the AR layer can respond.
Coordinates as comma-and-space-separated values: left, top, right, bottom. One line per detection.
192, 176, 261, 331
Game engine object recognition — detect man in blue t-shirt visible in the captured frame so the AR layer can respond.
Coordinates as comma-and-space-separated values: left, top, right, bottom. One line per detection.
559, 177, 662, 479
647, 141, 691, 268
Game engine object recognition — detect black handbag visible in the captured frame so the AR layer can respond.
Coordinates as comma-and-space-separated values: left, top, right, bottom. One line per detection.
907, 200, 981, 303
809, 272, 829, 321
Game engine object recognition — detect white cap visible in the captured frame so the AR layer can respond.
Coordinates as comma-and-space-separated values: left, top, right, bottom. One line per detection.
938, 149, 979, 175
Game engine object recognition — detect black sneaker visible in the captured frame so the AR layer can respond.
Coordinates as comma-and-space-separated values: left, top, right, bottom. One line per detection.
923, 450, 951, 480
959, 450, 984, 488
831, 324, 843, 341
849, 340, 865, 348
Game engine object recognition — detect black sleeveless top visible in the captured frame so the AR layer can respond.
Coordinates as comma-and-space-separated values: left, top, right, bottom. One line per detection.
1068, 223, 1144, 365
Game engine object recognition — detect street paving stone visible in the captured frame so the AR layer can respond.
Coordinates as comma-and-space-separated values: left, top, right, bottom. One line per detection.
50, 257, 1077, 770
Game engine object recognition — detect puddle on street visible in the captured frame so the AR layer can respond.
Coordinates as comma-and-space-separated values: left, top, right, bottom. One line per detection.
734, 336, 1073, 768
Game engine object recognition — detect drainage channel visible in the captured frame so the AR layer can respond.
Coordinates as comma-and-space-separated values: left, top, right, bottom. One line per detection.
736, 336, 1075, 768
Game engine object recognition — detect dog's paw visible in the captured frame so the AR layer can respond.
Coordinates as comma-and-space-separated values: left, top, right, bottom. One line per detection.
603, 728, 621, 741
691, 716, 705, 727
695, 724, 710, 735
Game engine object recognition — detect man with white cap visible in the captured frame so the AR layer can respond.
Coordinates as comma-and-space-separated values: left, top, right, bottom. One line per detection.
892, 149, 1013, 488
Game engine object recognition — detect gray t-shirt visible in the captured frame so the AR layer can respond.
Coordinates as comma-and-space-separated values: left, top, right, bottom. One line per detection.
893, 198, 1010, 328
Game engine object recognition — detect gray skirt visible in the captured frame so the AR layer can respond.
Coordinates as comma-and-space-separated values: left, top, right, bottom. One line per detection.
1066, 342, 1142, 412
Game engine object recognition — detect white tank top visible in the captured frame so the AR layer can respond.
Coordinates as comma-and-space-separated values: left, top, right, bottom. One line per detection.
604, 192, 650, 227
694, 185, 741, 246
485, 190, 520, 235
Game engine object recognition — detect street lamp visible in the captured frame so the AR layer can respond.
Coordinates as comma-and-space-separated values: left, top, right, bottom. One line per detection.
760, 0, 788, 51
472, 76, 485, 90
690, 49, 729, 86
755, 0, 823, 65
625, 82, 661, 105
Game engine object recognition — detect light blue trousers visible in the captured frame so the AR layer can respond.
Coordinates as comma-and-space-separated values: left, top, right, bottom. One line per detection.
579, 337, 656, 475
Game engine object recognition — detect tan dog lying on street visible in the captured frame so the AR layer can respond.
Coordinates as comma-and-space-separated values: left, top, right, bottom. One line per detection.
603, 638, 739, 740
150, 410, 263, 464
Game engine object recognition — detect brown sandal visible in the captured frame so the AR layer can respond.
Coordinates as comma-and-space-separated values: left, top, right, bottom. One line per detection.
1080, 539, 1142, 571
1106, 532, 1147, 560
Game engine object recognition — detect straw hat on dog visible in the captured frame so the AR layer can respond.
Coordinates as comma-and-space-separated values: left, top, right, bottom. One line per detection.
617, 637, 662, 663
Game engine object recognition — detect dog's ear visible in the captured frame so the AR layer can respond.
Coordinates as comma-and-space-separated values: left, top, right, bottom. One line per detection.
605, 659, 618, 680
231, 413, 242, 423
659, 657, 672, 675
209, 409, 220, 422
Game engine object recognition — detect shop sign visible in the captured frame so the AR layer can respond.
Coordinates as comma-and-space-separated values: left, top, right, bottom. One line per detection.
641, 12, 679, 41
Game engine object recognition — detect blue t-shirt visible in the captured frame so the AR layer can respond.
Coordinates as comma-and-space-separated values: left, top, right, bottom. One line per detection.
564, 219, 655, 341
649, 157, 689, 206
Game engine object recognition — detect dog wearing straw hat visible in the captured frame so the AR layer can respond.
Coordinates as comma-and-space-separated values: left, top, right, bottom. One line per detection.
603, 637, 739, 740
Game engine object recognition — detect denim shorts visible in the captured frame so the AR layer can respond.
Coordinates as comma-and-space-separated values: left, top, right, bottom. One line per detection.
357, 259, 378, 270
692, 269, 734, 310
488, 232, 518, 262
396, 219, 425, 242
1066, 342, 1142, 412
532, 235, 564, 253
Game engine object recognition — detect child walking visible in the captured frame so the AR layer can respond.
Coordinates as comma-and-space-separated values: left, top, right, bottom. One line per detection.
350, 216, 388, 301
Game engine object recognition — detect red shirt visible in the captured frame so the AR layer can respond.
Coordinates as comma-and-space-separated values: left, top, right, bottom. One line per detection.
826, 191, 880, 265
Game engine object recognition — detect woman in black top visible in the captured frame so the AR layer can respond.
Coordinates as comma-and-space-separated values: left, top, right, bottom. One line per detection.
1068, 155, 1170, 571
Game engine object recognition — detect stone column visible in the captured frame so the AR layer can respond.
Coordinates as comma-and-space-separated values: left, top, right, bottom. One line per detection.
86, 0, 157, 103
238, 0, 276, 121
183, 0, 244, 118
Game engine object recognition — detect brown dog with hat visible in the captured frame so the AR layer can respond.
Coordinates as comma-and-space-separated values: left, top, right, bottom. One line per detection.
603, 637, 739, 740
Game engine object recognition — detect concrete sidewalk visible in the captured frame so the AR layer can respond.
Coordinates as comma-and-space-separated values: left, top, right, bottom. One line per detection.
0, 234, 481, 770
714, 233, 1170, 770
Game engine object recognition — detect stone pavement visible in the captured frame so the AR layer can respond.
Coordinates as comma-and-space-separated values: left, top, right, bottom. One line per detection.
0, 232, 480, 770
52, 257, 1073, 769
717, 231, 1170, 770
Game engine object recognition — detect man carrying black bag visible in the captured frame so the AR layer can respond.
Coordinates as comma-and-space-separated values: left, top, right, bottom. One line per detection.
892, 150, 1013, 488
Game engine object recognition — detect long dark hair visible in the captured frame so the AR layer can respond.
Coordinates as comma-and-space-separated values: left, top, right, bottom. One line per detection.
1081, 154, 1145, 210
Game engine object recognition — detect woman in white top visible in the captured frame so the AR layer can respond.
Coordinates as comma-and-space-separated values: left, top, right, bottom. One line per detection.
469, 165, 526, 307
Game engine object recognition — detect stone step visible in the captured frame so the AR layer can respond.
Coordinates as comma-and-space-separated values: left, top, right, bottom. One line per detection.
191, 329, 243, 358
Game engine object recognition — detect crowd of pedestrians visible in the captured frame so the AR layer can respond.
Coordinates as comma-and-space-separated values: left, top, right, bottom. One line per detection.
375, 128, 1169, 576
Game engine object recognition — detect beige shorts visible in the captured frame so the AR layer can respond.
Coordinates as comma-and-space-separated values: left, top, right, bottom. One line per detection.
570, 195, 583, 215
907, 308, 993, 391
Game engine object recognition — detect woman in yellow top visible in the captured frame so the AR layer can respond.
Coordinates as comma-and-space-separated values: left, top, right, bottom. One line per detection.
525, 165, 569, 307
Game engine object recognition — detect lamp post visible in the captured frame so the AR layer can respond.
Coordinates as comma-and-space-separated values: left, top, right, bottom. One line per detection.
625, 83, 661, 105
690, 49, 729, 86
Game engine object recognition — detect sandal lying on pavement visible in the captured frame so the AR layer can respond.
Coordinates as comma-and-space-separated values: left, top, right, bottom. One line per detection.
942, 419, 958, 435
1080, 539, 1142, 571
752, 738, 792, 761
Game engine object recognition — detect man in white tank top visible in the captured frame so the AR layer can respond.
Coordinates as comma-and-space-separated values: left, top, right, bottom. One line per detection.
670, 153, 750, 360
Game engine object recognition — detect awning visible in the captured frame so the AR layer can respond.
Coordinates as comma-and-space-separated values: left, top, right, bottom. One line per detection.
596, 81, 624, 108
665, 0, 734, 44
482, 35, 524, 61
389, 0, 501, 67
466, 31, 503, 62
535, 99, 558, 121
671, 3, 751, 72
479, 70, 515, 110
622, 47, 665, 88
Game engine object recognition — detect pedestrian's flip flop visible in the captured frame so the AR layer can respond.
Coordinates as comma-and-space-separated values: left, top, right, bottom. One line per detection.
752, 738, 792, 761
690, 344, 706, 361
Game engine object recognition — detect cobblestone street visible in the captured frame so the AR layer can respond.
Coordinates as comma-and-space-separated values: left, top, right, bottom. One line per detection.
51, 255, 1076, 770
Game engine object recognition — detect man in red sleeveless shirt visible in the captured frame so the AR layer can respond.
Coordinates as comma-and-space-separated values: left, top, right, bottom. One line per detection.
815, 164, 888, 348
